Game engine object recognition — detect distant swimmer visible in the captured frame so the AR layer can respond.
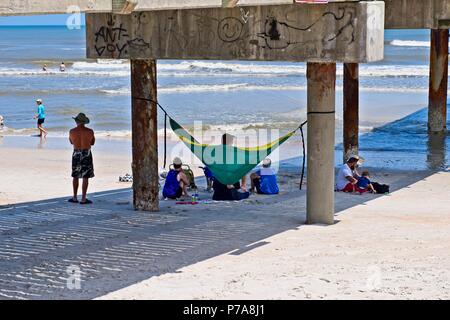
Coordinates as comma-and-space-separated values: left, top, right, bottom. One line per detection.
60, 62, 66, 72
33, 99, 48, 138
42, 64, 48, 72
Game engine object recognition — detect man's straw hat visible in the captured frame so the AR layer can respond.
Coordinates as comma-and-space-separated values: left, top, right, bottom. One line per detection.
347, 154, 365, 165
73, 113, 90, 125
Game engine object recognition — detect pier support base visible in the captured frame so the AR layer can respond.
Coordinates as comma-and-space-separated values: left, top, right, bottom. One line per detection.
428, 29, 448, 134
306, 62, 336, 225
343, 63, 359, 163
131, 59, 159, 211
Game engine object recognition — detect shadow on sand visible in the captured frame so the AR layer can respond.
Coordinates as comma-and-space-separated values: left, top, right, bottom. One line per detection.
0, 165, 439, 299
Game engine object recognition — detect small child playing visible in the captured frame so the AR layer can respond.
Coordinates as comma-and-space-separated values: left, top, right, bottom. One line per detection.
356, 170, 376, 194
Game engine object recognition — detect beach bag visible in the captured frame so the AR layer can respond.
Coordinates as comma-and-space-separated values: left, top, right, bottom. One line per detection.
372, 182, 390, 194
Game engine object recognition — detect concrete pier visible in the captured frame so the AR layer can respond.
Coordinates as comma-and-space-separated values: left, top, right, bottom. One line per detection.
306, 63, 336, 225
343, 63, 359, 162
86, 2, 384, 62
86, 1, 383, 218
428, 29, 449, 134
131, 59, 159, 211
1, 1, 385, 217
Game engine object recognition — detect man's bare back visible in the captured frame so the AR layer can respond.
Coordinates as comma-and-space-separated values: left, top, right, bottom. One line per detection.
70, 125, 95, 150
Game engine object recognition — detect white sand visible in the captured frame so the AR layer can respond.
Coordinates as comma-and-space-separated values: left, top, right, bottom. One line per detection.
0, 145, 132, 206
1, 137, 449, 299
99, 171, 450, 300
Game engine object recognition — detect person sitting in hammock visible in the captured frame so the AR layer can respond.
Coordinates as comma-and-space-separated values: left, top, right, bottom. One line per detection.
250, 158, 279, 195
211, 133, 250, 201
162, 157, 190, 199
221, 133, 248, 191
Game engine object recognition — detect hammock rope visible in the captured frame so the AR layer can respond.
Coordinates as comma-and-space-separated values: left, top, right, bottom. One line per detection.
132, 97, 308, 189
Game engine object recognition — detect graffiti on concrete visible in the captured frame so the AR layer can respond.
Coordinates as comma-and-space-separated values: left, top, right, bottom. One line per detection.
255, 8, 356, 50
89, 6, 357, 59
94, 15, 149, 58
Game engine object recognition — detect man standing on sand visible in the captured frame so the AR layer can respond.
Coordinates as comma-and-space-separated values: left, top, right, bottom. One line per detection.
69, 113, 95, 204
34, 99, 48, 137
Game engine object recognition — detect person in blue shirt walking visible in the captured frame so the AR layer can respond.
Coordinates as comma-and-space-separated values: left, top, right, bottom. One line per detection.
34, 99, 48, 138
250, 158, 279, 195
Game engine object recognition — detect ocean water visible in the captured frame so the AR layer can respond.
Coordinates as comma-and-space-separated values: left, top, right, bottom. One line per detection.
0, 26, 448, 169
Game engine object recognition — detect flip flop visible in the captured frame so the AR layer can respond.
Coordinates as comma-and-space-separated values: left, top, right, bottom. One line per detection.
80, 199, 93, 205
68, 198, 78, 203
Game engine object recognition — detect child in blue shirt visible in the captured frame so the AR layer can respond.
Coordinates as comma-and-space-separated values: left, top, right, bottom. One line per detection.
33, 99, 48, 137
357, 170, 376, 194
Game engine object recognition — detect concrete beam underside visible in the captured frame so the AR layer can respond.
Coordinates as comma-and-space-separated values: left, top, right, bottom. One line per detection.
384, 0, 450, 29
86, 2, 385, 63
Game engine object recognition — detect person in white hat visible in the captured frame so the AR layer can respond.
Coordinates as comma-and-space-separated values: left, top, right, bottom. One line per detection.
33, 99, 48, 137
162, 157, 190, 199
249, 158, 279, 195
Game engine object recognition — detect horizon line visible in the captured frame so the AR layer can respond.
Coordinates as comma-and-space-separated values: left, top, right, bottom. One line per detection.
0, 24, 86, 27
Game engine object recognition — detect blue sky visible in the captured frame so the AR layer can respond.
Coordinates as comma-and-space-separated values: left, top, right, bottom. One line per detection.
0, 14, 85, 26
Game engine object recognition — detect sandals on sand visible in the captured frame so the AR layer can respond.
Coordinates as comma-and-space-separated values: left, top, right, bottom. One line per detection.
68, 198, 93, 205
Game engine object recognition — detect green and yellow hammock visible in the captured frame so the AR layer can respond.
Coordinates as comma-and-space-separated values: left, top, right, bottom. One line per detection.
134, 98, 306, 188
169, 118, 300, 185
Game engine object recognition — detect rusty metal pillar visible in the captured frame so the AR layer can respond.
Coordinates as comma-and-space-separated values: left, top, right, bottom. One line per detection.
131, 59, 159, 212
427, 133, 447, 170
343, 63, 359, 163
306, 62, 336, 225
428, 29, 448, 134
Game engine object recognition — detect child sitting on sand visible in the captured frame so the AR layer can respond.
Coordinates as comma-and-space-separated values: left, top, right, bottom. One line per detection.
356, 170, 376, 194
250, 158, 279, 195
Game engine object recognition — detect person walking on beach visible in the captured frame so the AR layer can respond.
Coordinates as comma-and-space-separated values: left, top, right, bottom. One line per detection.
60, 62, 66, 72
69, 113, 95, 204
34, 99, 47, 137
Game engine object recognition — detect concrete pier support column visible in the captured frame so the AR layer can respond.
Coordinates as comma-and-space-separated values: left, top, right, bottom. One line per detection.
428, 29, 448, 134
131, 59, 159, 211
343, 63, 359, 163
306, 62, 336, 225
